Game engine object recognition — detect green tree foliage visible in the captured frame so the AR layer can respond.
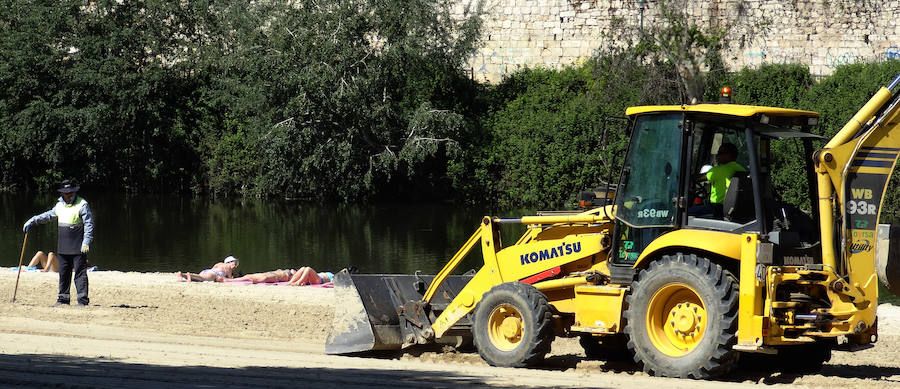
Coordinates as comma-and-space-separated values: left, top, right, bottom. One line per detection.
467, 46, 681, 209
475, 66, 602, 208
725, 64, 817, 209
3, 0, 900, 217
0, 0, 202, 192
800, 61, 900, 222
724, 62, 900, 219
0, 0, 481, 200
187, 0, 482, 199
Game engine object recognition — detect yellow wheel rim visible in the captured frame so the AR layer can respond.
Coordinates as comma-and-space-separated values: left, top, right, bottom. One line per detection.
646, 283, 708, 357
487, 303, 524, 351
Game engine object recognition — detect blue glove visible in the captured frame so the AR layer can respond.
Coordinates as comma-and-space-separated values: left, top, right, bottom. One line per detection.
22, 222, 31, 233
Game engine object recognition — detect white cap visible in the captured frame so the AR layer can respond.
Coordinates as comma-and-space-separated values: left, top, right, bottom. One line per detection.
224, 256, 238, 264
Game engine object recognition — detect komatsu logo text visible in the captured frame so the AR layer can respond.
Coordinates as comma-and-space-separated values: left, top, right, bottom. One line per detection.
520, 242, 582, 265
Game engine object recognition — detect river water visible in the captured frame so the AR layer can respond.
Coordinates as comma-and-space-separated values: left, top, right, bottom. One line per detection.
2, 193, 531, 275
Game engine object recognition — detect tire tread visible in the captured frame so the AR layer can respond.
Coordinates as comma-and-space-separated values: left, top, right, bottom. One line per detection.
623, 253, 739, 379
473, 282, 553, 367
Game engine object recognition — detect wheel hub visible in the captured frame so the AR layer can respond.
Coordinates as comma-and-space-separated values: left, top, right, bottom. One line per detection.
500, 316, 523, 340
488, 304, 524, 351
647, 283, 708, 356
671, 303, 701, 335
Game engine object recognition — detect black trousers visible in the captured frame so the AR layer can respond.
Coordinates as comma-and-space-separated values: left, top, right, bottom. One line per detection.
58, 253, 89, 305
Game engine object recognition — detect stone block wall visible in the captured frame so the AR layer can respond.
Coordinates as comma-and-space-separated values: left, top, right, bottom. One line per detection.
451, 0, 900, 82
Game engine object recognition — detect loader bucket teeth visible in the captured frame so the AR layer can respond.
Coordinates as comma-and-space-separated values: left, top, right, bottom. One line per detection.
325, 269, 474, 355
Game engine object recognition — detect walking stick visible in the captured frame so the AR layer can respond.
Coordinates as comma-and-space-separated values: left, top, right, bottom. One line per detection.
11, 232, 28, 302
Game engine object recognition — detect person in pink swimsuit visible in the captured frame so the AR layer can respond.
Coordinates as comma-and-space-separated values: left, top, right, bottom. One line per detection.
223, 268, 296, 284
285, 267, 333, 286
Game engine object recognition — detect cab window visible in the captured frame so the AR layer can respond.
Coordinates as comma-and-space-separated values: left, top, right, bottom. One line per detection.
615, 113, 683, 228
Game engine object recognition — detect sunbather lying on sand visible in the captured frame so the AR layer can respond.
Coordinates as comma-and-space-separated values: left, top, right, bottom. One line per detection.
177, 256, 239, 282
223, 268, 295, 284
285, 266, 333, 286
221, 266, 333, 285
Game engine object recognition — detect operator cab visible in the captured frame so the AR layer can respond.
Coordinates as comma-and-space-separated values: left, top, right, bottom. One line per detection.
609, 102, 822, 278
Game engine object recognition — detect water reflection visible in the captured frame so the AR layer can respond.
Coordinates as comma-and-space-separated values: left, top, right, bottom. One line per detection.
3, 193, 530, 275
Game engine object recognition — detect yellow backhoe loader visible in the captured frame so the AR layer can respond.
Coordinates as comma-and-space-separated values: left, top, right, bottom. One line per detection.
326, 74, 900, 379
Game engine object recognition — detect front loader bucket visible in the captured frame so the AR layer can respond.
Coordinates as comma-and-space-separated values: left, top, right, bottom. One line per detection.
325, 270, 474, 355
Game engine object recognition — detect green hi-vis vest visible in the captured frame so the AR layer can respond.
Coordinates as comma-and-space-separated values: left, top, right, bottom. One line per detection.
706, 161, 746, 204
55, 196, 87, 255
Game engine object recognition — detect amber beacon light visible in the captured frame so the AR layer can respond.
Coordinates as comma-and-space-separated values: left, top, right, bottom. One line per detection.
719, 86, 732, 102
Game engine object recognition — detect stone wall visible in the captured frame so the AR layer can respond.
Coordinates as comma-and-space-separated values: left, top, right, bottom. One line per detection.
451, 0, 900, 82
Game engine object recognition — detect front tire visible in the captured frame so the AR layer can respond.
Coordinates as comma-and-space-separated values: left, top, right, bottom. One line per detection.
623, 253, 739, 378
472, 282, 553, 367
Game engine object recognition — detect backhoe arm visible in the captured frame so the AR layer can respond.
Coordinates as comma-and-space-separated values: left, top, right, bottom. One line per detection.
815, 74, 900, 304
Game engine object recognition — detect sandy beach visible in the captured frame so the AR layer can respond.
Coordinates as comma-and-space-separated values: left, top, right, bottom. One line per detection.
2, 269, 900, 388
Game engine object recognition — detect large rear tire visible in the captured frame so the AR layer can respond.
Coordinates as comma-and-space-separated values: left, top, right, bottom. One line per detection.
623, 253, 739, 378
472, 282, 554, 367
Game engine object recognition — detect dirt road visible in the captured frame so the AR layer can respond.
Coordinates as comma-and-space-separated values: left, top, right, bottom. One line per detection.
1, 269, 900, 388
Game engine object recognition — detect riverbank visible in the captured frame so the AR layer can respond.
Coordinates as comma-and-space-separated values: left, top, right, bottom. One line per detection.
1, 269, 899, 388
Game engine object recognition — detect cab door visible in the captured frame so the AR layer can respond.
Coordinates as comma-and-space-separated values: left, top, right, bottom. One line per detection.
611, 113, 686, 268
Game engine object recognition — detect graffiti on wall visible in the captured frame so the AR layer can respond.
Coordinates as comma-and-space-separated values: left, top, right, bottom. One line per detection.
742, 45, 900, 72
471, 47, 534, 79
742, 46, 806, 65
824, 49, 863, 69
886, 46, 900, 60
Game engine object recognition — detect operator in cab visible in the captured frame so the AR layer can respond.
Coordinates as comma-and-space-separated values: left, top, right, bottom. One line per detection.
689, 142, 745, 219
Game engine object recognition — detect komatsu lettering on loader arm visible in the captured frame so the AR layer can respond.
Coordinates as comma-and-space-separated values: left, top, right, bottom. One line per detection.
326, 74, 900, 379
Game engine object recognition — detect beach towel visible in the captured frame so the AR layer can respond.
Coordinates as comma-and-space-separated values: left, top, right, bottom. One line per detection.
224, 280, 334, 287
225, 280, 290, 285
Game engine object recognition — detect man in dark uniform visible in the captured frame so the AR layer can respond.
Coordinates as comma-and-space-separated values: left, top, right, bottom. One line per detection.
23, 179, 94, 306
